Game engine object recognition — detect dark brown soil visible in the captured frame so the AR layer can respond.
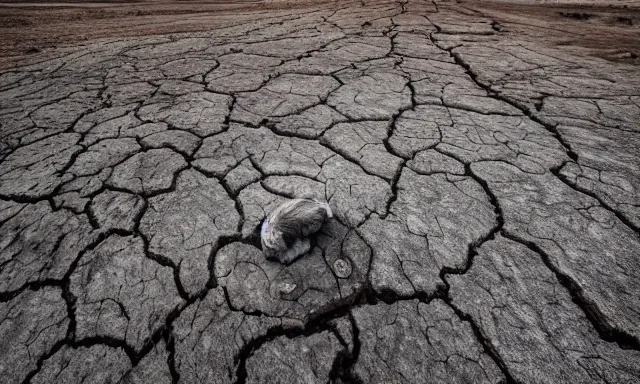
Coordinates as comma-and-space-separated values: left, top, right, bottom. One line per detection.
460, 0, 640, 64
0, 0, 638, 69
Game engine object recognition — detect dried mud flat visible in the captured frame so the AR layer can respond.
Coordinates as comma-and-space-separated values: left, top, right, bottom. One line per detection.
1, 0, 640, 68
1, 0, 640, 383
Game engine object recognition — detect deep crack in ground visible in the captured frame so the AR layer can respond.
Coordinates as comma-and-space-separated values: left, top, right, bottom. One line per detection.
1, 0, 640, 383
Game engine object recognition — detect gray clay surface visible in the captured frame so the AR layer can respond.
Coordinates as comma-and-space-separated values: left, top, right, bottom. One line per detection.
1, 0, 640, 383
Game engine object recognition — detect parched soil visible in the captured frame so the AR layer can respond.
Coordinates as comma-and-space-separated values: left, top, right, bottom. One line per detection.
1, 0, 639, 69
0, 0, 332, 68
461, 0, 640, 63
1, 0, 640, 383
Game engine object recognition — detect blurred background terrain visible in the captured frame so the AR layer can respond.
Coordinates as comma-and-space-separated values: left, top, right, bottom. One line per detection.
1, 0, 638, 69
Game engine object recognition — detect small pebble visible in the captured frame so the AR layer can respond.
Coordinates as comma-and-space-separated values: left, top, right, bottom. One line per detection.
333, 258, 352, 279
278, 282, 297, 294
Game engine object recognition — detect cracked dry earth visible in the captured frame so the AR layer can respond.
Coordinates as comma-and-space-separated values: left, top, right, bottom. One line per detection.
1, 0, 640, 383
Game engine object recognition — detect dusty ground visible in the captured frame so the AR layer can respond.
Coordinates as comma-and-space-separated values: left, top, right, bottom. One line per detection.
1, 0, 640, 383
462, 0, 640, 63
1, 0, 639, 68
0, 0, 332, 69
